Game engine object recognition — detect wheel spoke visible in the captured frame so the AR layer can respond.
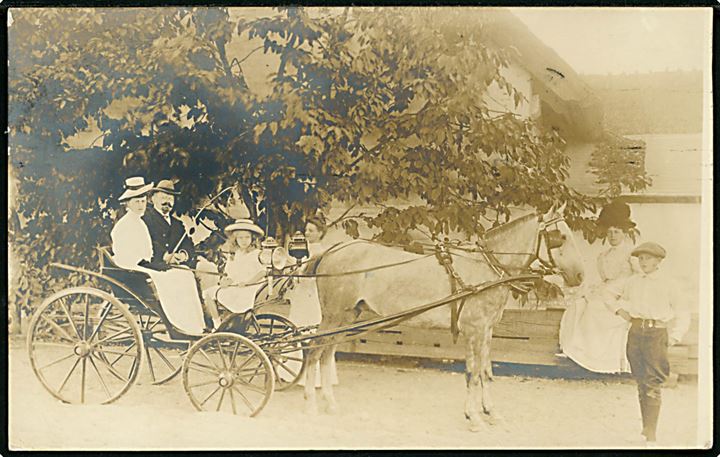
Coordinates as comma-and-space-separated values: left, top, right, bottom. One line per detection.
38, 352, 76, 371
56, 297, 83, 340
228, 385, 238, 415
233, 377, 267, 395
216, 340, 228, 370
188, 379, 219, 389
151, 346, 178, 372
80, 357, 87, 403
199, 386, 222, 407
228, 341, 240, 369
94, 326, 134, 346
230, 385, 256, 413
93, 350, 132, 381
83, 294, 90, 340
57, 357, 81, 394
39, 315, 77, 344
273, 360, 299, 378
88, 354, 112, 398
87, 302, 112, 343
93, 347, 139, 358
188, 361, 220, 376
107, 342, 136, 367
216, 388, 226, 412
198, 348, 221, 372
145, 346, 157, 382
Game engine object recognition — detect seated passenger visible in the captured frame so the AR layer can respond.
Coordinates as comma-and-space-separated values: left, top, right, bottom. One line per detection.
111, 176, 206, 335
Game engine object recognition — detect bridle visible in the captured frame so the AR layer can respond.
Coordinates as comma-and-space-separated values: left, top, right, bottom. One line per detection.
533, 215, 567, 275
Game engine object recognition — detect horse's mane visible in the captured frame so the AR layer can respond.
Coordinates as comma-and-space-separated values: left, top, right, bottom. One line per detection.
483, 212, 538, 242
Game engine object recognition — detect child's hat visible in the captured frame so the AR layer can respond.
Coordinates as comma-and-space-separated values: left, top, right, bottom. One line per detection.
631, 242, 666, 259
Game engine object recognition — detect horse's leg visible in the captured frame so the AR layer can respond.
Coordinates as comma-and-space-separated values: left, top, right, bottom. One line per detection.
303, 346, 322, 415
320, 343, 339, 414
479, 326, 504, 426
464, 333, 485, 432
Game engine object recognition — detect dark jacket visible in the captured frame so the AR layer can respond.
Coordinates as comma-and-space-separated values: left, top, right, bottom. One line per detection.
142, 206, 196, 269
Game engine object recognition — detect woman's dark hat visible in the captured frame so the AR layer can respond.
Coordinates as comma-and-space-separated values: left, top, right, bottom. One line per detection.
596, 200, 636, 230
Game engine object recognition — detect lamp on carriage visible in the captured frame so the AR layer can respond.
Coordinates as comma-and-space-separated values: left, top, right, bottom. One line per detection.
258, 237, 288, 296
288, 231, 309, 261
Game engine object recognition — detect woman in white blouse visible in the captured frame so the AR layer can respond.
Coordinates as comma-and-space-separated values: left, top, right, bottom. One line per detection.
559, 201, 639, 373
285, 213, 339, 387
111, 176, 206, 335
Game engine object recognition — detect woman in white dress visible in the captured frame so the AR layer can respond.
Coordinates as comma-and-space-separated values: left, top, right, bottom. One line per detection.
202, 219, 266, 322
285, 213, 339, 387
559, 200, 639, 373
111, 177, 206, 335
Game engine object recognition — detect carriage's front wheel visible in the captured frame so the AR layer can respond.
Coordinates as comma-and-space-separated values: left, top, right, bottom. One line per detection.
182, 332, 274, 417
27, 287, 143, 404
245, 313, 306, 391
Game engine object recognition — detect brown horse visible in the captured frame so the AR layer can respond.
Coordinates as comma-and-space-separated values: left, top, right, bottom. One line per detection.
303, 205, 584, 431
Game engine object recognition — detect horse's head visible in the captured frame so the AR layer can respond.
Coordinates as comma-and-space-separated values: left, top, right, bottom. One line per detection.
539, 203, 585, 287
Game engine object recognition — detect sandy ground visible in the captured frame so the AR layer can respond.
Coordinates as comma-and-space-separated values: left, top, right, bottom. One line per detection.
9, 335, 701, 450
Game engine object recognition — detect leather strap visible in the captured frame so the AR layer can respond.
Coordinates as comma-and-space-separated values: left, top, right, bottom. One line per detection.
435, 243, 468, 344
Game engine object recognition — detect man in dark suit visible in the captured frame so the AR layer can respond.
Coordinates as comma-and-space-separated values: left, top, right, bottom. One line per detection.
142, 179, 197, 269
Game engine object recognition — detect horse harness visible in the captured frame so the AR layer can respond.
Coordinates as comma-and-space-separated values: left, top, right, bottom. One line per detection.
435, 215, 567, 343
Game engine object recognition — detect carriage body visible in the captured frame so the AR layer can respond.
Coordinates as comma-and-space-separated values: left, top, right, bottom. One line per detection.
26, 247, 307, 416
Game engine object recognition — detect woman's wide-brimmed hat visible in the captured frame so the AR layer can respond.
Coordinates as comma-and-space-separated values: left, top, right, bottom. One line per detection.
224, 218, 264, 236
119, 176, 153, 202
596, 200, 636, 231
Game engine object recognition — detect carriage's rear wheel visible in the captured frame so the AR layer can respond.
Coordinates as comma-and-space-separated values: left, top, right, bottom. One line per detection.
245, 313, 306, 391
138, 315, 188, 385
27, 287, 142, 404
182, 332, 274, 417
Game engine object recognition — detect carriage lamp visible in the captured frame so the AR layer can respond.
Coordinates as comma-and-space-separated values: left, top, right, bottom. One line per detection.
288, 231, 309, 261
259, 237, 288, 296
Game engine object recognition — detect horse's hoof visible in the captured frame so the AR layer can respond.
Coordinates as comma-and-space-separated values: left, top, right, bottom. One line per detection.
304, 403, 319, 416
468, 420, 484, 433
325, 403, 339, 415
485, 413, 505, 427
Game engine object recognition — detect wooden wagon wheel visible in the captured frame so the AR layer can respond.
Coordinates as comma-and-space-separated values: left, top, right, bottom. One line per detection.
182, 332, 274, 417
244, 313, 306, 391
27, 287, 143, 405
137, 314, 189, 385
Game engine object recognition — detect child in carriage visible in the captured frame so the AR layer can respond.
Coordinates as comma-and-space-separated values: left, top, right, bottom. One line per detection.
200, 218, 267, 327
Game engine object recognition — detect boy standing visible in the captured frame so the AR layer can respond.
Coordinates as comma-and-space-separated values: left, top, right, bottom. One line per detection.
613, 242, 690, 445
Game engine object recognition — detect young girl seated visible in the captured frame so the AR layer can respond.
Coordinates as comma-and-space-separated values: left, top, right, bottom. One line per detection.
202, 219, 266, 325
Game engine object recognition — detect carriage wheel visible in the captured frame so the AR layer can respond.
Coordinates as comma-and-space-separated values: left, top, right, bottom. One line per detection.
27, 287, 143, 405
182, 332, 274, 417
245, 313, 306, 391
138, 315, 189, 385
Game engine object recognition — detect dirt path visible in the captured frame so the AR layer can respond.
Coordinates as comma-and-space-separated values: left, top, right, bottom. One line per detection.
9, 336, 699, 450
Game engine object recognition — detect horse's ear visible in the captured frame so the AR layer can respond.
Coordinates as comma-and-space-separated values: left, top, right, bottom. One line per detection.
557, 202, 567, 215
541, 204, 555, 222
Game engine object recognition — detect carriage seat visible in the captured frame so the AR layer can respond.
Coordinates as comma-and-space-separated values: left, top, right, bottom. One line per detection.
98, 247, 161, 309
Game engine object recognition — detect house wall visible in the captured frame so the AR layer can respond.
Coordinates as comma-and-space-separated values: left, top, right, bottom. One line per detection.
484, 63, 538, 119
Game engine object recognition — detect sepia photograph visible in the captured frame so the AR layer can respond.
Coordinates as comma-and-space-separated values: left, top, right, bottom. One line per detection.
6, 5, 714, 451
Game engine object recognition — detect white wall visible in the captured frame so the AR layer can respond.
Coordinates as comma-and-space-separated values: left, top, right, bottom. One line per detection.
484, 63, 537, 119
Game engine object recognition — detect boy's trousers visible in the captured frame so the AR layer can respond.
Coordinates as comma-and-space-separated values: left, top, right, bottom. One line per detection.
626, 322, 670, 441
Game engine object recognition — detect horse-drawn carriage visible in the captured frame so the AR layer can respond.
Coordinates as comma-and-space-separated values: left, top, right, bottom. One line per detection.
27, 205, 583, 425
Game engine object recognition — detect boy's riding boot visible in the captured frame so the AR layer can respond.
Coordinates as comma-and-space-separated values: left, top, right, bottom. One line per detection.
641, 396, 661, 442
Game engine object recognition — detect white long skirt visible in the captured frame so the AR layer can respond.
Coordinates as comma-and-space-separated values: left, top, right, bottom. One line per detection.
285, 277, 338, 387
145, 268, 206, 335
559, 286, 631, 373
203, 284, 260, 314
